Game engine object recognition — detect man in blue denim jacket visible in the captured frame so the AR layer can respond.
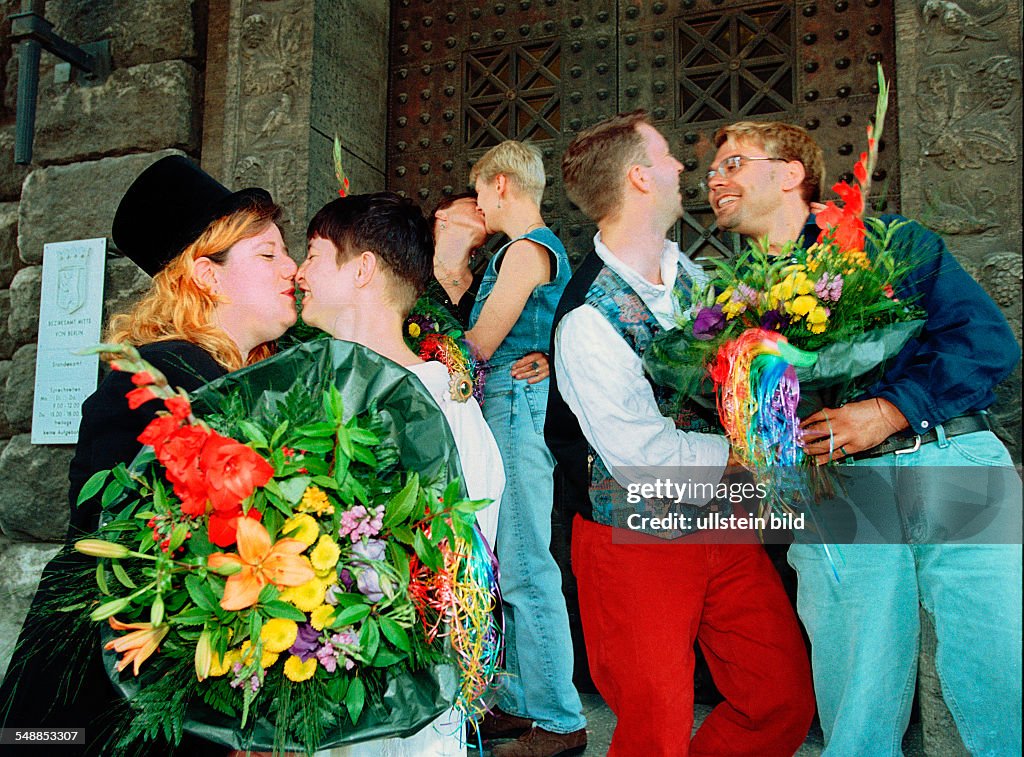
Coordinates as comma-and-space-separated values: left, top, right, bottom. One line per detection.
707, 120, 1022, 756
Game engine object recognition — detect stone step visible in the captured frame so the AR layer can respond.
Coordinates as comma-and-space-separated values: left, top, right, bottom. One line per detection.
479, 692, 927, 756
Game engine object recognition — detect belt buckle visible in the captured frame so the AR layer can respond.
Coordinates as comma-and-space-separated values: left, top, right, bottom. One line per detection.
894, 435, 922, 455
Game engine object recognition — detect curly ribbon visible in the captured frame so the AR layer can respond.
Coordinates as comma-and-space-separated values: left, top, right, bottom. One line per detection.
711, 328, 842, 580
418, 333, 488, 404
712, 329, 805, 478
408, 524, 503, 731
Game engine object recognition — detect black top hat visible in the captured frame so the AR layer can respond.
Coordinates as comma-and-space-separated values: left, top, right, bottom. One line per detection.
111, 155, 274, 276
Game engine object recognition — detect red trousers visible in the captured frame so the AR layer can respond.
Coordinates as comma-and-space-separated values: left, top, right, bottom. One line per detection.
571, 515, 814, 757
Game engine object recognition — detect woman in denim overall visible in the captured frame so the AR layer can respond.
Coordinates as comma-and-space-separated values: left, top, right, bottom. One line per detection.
465, 141, 587, 757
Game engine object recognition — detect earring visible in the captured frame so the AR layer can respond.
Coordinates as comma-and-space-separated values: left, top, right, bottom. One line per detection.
440, 221, 447, 230
497, 198, 502, 209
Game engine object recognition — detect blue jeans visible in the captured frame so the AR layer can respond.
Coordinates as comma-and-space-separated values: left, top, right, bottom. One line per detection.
789, 430, 1023, 756
481, 370, 585, 734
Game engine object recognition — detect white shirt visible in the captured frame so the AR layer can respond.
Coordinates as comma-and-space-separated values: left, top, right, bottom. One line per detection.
407, 362, 503, 546
553, 232, 729, 505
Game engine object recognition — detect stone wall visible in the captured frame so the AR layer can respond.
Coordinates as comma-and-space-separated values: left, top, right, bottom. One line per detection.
0, 0, 390, 682
202, 0, 390, 255
0, 0, 204, 679
896, 0, 1023, 461
895, 3, 1021, 752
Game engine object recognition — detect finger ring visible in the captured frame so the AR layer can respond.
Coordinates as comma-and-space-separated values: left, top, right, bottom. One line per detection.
840, 446, 848, 456
532, 360, 540, 370
534, 369, 540, 376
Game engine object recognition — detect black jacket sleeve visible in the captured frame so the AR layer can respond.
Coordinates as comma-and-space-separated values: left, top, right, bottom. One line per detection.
67, 340, 225, 534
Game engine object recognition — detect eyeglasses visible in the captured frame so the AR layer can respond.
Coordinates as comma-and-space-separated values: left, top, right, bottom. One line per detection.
699, 155, 787, 192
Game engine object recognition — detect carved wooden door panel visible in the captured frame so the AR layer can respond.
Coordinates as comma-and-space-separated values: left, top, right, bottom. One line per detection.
386, 0, 899, 264
386, 0, 901, 694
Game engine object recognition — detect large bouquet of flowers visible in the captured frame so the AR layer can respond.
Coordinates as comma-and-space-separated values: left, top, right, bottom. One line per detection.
645, 67, 924, 510
70, 340, 500, 754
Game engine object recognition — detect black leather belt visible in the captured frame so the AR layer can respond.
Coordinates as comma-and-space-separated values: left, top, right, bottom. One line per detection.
848, 412, 992, 461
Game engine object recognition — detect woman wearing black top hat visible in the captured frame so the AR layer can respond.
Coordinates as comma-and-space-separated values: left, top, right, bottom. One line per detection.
0, 156, 297, 755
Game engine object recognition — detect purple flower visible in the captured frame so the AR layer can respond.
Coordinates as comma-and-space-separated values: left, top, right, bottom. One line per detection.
289, 622, 321, 662
339, 505, 385, 543
737, 284, 759, 306
331, 630, 360, 671
316, 643, 338, 673
325, 582, 342, 605
814, 273, 844, 303
332, 630, 359, 648
760, 309, 788, 332
692, 305, 726, 341
352, 538, 387, 601
339, 568, 355, 590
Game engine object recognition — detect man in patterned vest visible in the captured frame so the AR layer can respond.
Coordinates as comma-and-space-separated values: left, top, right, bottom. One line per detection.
545, 110, 814, 756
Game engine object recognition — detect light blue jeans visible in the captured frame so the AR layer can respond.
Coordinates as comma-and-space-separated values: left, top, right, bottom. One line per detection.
789, 430, 1023, 756
482, 369, 586, 734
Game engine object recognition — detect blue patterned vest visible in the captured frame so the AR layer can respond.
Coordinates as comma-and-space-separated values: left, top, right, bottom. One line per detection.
582, 264, 730, 537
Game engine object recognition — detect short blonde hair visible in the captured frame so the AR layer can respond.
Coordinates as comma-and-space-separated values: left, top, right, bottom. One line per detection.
469, 141, 546, 206
714, 122, 825, 203
562, 110, 651, 222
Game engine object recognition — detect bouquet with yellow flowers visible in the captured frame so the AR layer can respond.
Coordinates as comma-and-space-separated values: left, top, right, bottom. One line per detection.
68, 339, 500, 754
645, 67, 925, 514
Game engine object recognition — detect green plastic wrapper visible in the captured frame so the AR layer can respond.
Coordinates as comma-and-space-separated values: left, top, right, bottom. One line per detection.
101, 646, 458, 751
102, 340, 467, 751
643, 319, 926, 415
793, 319, 925, 414
193, 339, 467, 489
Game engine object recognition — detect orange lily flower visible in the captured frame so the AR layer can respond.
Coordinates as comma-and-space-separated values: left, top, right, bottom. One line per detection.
207, 517, 315, 611
104, 616, 170, 676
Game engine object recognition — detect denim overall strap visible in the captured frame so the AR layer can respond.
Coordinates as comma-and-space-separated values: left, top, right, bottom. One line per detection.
469, 226, 571, 369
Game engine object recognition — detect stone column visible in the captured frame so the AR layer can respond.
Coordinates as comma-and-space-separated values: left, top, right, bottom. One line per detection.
201, 0, 390, 257
895, 0, 1022, 460
895, 3, 1022, 753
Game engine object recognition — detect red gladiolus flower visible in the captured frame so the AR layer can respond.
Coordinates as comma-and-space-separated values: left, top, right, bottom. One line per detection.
854, 152, 869, 185
159, 425, 209, 476
159, 426, 212, 516
164, 396, 191, 420
137, 414, 182, 454
126, 386, 158, 410
835, 178, 865, 217
816, 181, 866, 252
200, 435, 274, 512
131, 371, 156, 386
208, 506, 263, 548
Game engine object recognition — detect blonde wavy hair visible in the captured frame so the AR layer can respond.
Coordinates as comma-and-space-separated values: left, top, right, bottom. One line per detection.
106, 204, 282, 371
